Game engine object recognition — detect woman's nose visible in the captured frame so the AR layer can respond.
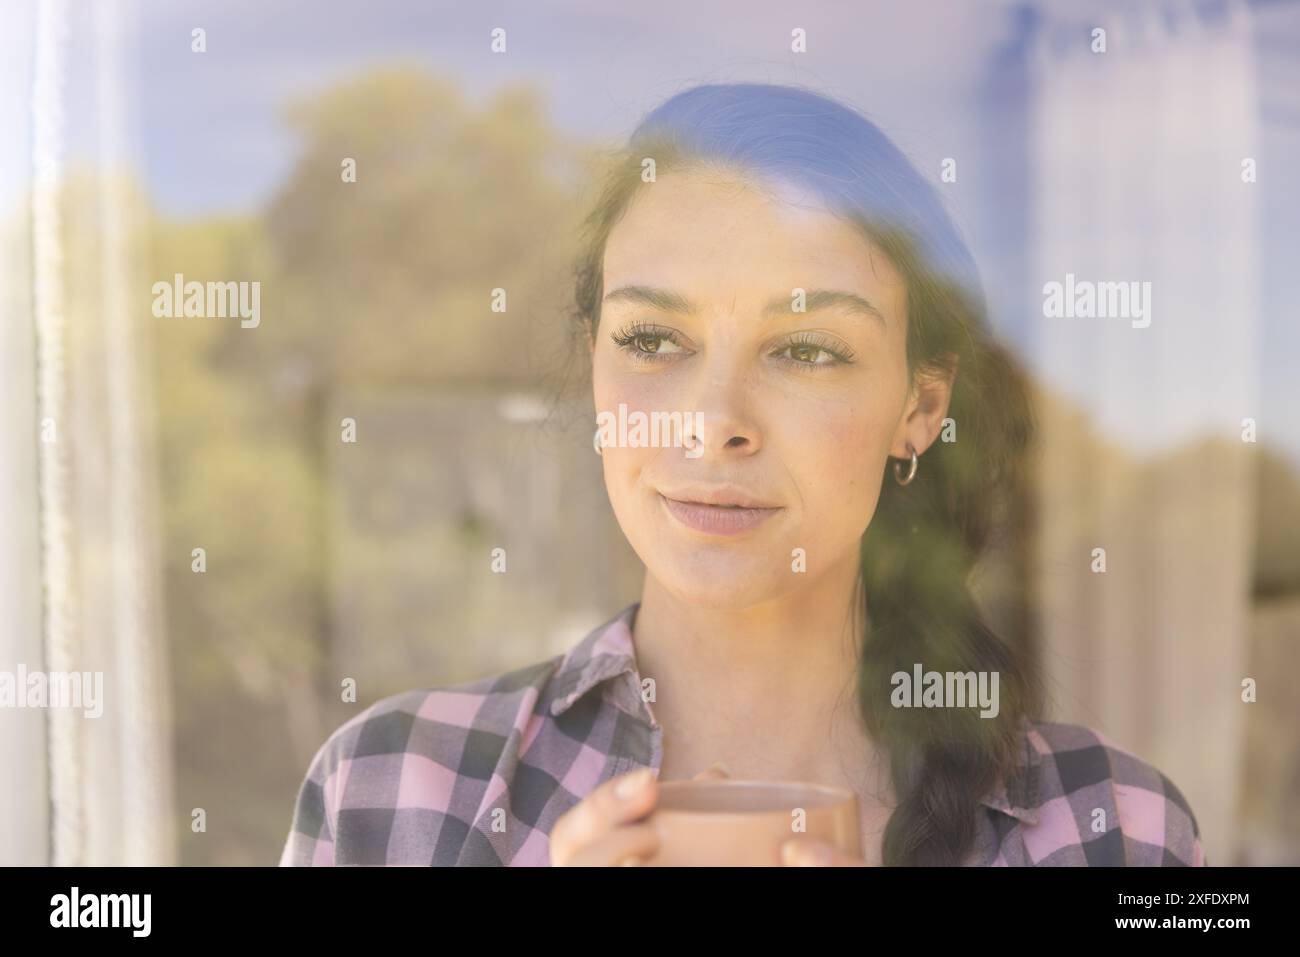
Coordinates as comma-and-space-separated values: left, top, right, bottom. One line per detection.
680, 358, 763, 457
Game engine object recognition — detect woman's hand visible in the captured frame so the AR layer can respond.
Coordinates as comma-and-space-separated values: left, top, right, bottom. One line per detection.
779, 834, 869, 866
549, 762, 731, 866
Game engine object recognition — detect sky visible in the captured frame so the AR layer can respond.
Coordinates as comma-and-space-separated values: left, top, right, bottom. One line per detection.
67, 0, 1003, 219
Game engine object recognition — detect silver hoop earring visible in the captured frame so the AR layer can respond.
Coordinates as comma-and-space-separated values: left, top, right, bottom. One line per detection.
593, 427, 604, 456
893, 444, 918, 486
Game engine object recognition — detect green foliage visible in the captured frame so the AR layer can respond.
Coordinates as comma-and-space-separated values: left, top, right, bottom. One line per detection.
147, 66, 590, 863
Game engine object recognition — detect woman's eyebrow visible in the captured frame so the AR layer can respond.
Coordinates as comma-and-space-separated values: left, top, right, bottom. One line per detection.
763, 289, 886, 328
602, 285, 884, 328
602, 285, 696, 314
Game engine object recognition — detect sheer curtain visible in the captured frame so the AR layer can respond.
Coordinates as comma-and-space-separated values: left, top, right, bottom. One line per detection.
1027, 0, 1258, 865
0, 0, 175, 866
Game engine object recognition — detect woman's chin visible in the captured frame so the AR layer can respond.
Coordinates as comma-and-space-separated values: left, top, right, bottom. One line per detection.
652, 566, 792, 609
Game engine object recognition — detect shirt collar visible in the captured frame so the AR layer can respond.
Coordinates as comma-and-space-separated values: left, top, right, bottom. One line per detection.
983, 718, 1042, 825
548, 603, 643, 719
549, 602, 1040, 826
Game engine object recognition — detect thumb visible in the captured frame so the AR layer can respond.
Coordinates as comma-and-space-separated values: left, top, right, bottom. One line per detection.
692, 761, 732, 781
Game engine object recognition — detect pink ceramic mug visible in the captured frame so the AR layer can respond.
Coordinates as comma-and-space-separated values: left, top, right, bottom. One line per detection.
639, 779, 862, 866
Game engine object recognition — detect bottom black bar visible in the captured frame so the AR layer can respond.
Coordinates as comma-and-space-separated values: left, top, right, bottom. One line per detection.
2, 864, 1282, 941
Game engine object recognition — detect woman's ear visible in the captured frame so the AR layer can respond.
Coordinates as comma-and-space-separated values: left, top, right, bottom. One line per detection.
890, 354, 958, 459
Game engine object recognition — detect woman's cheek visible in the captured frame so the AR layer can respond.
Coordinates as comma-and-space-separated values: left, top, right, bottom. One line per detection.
594, 379, 664, 509
812, 402, 887, 514
805, 399, 866, 471
595, 363, 672, 419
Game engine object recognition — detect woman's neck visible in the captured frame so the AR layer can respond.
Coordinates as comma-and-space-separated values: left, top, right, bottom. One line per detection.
631, 557, 887, 798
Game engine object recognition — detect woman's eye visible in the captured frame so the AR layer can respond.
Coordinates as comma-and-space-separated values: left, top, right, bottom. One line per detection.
611, 325, 686, 361
775, 337, 855, 368
785, 343, 832, 364
610, 325, 853, 368
633, 334, 670, 353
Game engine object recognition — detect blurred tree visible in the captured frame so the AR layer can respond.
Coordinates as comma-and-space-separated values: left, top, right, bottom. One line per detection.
147, 66, 600, 863
261, 65, 587, 388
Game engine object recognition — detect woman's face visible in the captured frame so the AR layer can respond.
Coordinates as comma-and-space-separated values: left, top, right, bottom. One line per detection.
591, 166, 937, 609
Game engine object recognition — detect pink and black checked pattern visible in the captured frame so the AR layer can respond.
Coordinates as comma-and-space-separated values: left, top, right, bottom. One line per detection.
279, 602, 1206, 866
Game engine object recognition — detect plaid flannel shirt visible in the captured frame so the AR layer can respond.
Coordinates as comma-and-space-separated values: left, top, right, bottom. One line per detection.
279, 602, 1206, 866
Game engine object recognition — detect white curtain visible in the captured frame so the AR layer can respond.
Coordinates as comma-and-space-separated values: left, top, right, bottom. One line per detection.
1027, 0, 1258, 865
0, 0, 175, 866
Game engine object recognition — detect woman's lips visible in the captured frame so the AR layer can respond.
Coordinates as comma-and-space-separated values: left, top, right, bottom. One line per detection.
658, 493, 781, 536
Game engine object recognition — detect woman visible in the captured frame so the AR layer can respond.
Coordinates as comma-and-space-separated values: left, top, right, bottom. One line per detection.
280, 82, 1205, 867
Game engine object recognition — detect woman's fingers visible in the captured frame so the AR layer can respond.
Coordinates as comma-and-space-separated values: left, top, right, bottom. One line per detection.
563, 821, 661, 867
549, 767, 659, 866
779, 835, 868, 867
691, 761, 732, 781
549, 762, 732, 865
